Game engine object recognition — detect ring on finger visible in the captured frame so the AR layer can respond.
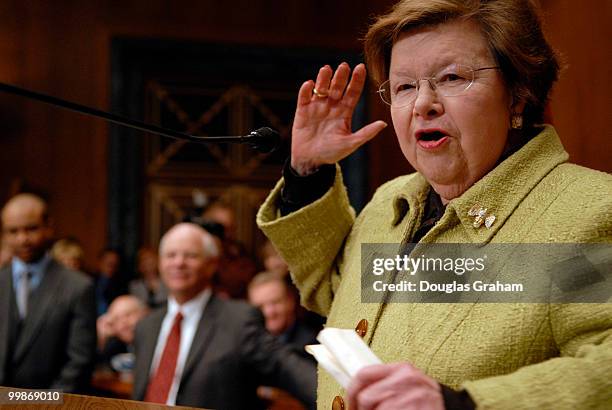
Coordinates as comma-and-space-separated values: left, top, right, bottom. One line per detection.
313, 88, 329, 98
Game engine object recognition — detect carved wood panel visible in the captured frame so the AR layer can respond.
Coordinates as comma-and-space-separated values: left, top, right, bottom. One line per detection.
142, 80, 295, 257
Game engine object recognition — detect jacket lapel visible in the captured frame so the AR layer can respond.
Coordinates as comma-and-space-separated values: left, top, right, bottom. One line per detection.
12, 261, 62, 363
133, 308, 166, 400
179, 294, 219, 384
0, 266, 12, 381
361, 174, 430, 346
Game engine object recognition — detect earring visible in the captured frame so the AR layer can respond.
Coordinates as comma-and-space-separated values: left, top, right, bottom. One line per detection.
511, 113, 523, 129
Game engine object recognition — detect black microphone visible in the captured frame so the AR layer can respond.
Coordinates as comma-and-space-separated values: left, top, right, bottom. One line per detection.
242, 127, 281, 153
0, 81, 280, 153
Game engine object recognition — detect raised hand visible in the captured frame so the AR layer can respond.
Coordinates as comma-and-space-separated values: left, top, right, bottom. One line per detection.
291, 63, 387, 175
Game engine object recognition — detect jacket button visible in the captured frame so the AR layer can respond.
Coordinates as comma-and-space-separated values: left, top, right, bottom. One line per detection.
332, 395, 345, 410
355, 319, 368, 337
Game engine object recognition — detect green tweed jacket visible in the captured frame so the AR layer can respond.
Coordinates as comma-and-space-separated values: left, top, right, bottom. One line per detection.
257, 126, 612, 409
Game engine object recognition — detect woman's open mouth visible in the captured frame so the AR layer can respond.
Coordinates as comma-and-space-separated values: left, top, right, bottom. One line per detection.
416, 130, 449, 149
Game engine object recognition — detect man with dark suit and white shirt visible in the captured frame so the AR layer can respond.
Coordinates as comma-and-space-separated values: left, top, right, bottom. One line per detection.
0, 193, 96, 392
133, 222, 316, 410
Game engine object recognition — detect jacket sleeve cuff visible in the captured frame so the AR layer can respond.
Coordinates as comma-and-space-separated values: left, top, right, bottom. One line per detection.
280, 159, 336, 215
441, 384, 476, 410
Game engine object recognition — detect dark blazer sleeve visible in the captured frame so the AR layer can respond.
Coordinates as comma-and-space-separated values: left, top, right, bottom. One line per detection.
51, 275, 97, 392
240, 306, 317, 409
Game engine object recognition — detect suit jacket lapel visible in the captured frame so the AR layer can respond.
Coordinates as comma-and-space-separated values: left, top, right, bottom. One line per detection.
133, 309, 166, 400
13, 261, 62, 363
0, 266, 12, 381
180, 294, 220, 384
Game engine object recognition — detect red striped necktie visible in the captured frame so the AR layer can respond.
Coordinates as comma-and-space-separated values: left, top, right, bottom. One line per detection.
144, 311, 183, 403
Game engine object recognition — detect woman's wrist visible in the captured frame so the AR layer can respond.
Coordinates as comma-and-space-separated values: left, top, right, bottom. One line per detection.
280, 159, 336, 215
290, 159, 322, 176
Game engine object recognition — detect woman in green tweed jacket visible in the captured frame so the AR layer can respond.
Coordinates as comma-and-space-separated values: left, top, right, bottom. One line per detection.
258, 1, 612, 409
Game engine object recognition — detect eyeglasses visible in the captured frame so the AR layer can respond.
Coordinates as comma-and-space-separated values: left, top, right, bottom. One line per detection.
377, 65, 499, 108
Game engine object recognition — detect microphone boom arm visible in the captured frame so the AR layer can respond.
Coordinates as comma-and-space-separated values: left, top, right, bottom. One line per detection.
0, 81, 279, 153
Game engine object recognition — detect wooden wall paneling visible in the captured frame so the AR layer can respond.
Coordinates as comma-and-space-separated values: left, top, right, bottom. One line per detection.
0, 1, 27, 199
542, 0, 612, 173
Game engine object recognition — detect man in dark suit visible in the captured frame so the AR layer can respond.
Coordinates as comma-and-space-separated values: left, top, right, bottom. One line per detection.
248, 271, 320, 353
0, 193, 96, 392
133, 223, 316, 410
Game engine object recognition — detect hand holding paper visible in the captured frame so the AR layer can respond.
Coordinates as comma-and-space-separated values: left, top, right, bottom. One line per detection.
307, 328, 444, 410
305, 328, 382, 388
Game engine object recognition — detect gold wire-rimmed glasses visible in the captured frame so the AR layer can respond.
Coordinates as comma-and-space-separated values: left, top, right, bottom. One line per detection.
377, 65, 499, 108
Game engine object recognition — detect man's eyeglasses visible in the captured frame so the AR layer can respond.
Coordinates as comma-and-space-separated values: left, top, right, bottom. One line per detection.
377, 65, 499, 108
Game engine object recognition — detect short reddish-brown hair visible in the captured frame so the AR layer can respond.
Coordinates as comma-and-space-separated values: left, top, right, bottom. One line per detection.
364, 0, 559, 127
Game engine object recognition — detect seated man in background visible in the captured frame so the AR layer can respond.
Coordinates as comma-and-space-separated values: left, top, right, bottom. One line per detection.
248, 272, 319, 354
0, 193, 96, 392
133, 223, 316, 410
257, 240, 326, 330
97, 295, 150, 368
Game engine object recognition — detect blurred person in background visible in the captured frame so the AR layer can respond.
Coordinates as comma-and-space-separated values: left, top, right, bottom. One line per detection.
259, 239, 289, 277
248, 272, 319, 353
129, 247, 167, 308
203, 200, 238, 241
94, 248, 127, 316
202, 200, 257, 299
97, 295, 149, 368
0, 193, 96, 392
258, 240, 326, 330
51, 237, 85, 272
133, 223, 316, 409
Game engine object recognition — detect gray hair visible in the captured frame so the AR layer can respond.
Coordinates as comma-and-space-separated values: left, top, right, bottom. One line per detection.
159, 222, 220, 259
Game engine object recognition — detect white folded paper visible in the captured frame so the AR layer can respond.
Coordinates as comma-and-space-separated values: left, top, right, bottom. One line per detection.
305, 328, 382, 388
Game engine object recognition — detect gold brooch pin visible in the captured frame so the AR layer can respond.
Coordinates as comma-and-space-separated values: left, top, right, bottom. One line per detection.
467, 204, 496, 229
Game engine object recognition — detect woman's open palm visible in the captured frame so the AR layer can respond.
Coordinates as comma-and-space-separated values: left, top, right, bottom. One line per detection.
291, 63, 387, 175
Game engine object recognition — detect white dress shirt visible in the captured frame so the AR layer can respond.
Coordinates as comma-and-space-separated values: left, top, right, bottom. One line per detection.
11, 254, 51, 294
149, 287, 211, 405
12, 254, 52, 318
